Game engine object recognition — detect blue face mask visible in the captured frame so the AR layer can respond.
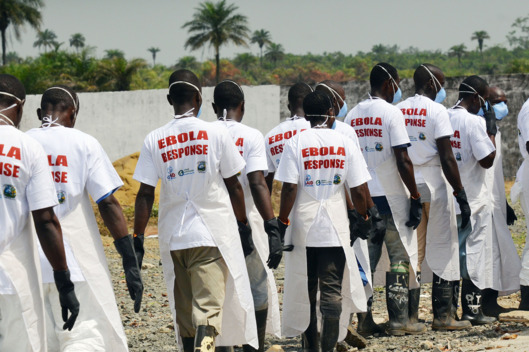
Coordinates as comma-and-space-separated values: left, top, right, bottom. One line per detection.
197, 105, 202, 118
477, 101, 489, 117
392, 87, 402, 104
337, 101, 348, 118
435, 87, 446, 103
331, 119, 336, 129
493, 102, 508, 120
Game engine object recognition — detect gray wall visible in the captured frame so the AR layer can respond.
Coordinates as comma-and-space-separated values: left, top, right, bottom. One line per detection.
280, 74, 529, 178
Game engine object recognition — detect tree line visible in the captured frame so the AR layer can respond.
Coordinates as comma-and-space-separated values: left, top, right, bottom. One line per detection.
1, 0, 529, 94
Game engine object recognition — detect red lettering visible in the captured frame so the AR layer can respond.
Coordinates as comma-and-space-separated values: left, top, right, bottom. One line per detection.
235, 138, 244, 147
6, 147, 20, 160
454, 130, 460, 138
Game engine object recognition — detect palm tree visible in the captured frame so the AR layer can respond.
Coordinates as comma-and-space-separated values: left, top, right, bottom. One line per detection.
0, 0, 43, 65
449, 44, 466, 66
104, 49, 124, 59
471, 30, 490, 54
147, 47, 160, 66
96, 57, 147, 91
33, 29, 58, 53
251, 29, 271, 66
265, 42, 285, 66
175, 55, 200, 71
69, 33, 85, 53
5, 51, 21, 64
182, 0, 250, 84
233, 52, 257, 71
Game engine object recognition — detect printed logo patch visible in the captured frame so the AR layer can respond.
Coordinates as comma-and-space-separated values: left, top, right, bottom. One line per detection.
197, 161, 206, 173
167, 166, 176, 180
375, 142, 383, 151
178, 168, 194, 177
57, 190, 66, 204
316, 179, 333, 186
455, 152, 462, 161
419, 132, 426, 141
3, 184, 16, 199
333, 174, 342, 185
305, 174, 314, 187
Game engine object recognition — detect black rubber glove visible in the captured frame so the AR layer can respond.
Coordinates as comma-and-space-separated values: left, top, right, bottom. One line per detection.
454, 189, 471, 230
53, 270, 80, 331
114, 235, 144, 313
278, 219, 293, 251
506, 200, 518, 225
264, 218, 283, 269
347, 209, 360, 245
368, 205, 386, 245
133, 233, 145, 269
348, 210, 372, 245
237, 221, 255, 257
483, 100, 497, 136
405, 197, 422, 229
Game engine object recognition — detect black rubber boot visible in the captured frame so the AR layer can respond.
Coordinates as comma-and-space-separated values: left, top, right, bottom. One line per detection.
321, 316, 340, 352
461, 279, 497, 325
452, 280, 461, 320
182, 337, 194, 352
482, 288, 509, 318
385, 272, 426, 336
408, 272, 421, 324
302, 313, 319, 352
357, 296, 384, 337
519, 285, 529, 311
243, 308, 268, 352
215, 348, 233, 352
195, 325, 216, 352
431, 275, 471, 330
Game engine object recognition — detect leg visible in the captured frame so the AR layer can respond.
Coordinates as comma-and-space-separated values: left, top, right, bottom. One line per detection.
431, 274, 471, 330
318, 247, 346, 352
303, 247, 320, 351
461, 279, 497, 325
171, 249, 195, 340
0, 294, 33, 352
482, 288, 509, 318
410, 202, 429, 324
519, 193, 529, 310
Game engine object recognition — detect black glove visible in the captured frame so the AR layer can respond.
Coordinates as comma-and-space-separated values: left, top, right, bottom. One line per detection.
483, 100, 497, 136
405, 196, 422, 229
53, 270, 80, 331
454, 189, 471, 230
369, 205, 386, 245
506, 200, 518, 225
348, 210, 372, 245
237, 221, 255, 257
278, 218, 293, 251
264, 218, 283, 269
133, 233, 145, 269
115, 235, 144, 313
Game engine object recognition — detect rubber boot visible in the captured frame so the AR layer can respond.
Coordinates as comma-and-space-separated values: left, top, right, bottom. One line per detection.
519, 285, 529, 311
385, 272, 426, 336
461, 279, 497, 325
356, 296, 383, 337
321, 316, 340, 352
408, 272, 421, 324
431, 275, 471, 330
195, 325, 216, 352
302, 313, 319, 352
452, 280, 461, 320
215, 348, 233, 352
482, 288, 509, 318
182, 337, 194, 352
243, 309, 267, 352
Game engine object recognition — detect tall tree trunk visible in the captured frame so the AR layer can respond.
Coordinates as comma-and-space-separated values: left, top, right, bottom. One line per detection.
260, 45, 263, 67
215, 48, 220, 84
1, 29, 6, 66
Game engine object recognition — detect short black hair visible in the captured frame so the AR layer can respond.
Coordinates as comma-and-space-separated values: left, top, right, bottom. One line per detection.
168, 69, 201, 104
413, 63, 442, 90
41, 85, 79, 112
370, 62, 398, 90
303, 91, 333, 123
0, 74, 25, 107
213, 80, 244, 110
458, 75, 488, 101
288, 82, 313, 108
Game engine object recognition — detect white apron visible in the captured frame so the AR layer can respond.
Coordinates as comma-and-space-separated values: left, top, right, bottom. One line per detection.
0, 220, 46, 352
57, 193, 129, 351
459, 157, 494, 290
158, 175, 258, 348
244, 191, 281, 337
417, 157, 460, 281
374, 156, 420, 288
282, 188, 366, 341
513, 157, 529, 286
486, 131, 521, 294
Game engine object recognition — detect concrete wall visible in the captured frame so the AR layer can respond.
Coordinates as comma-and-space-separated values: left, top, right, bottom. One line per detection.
20, 85, 281, 162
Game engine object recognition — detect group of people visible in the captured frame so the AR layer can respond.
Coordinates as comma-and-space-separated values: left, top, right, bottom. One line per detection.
0, 60, 528, 352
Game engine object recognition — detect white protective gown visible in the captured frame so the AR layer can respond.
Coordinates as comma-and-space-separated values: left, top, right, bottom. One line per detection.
276, 128, 370, 341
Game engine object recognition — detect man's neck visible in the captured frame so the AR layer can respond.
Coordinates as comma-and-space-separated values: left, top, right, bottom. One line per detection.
290, 107, 304, 118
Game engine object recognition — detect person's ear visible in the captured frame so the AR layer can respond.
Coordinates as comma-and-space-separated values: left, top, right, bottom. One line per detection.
287, 103, 292, 113
212, 102, 218, 114
37, 108, 42, 121
196, 92, 202, 108
166, 94, 173, 106
240, 101, 245, 115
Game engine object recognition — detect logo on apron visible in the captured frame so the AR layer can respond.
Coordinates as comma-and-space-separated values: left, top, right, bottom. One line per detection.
167, 166, 176, 180
305, 174, 314, 187
178, 168, 194, 177
333, 174, 342, 185
57, 190, 66, 204
316, 179, 333, 186
197, 161, 206, 173
455, 152, 462, 161
2, 184, 16, 199
375, 142, 383, 151
419, 132, 426, 141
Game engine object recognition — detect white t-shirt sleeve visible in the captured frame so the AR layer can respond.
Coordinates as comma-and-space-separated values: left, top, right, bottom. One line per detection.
219, 131, 246, 179
470, 119, 496, 161
519, 104, 529, 144
245, 131, 268, 174
388, 109, 411, 147
345, 139, 371, 188
433, 109, 453, 139
86, 140, 124, 202
134, 139, 160, 187
26, 145, 59, 211
275, 138, 299, 184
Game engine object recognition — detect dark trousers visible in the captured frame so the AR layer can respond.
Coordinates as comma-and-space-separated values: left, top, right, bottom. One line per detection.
306, 247, 346, 318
